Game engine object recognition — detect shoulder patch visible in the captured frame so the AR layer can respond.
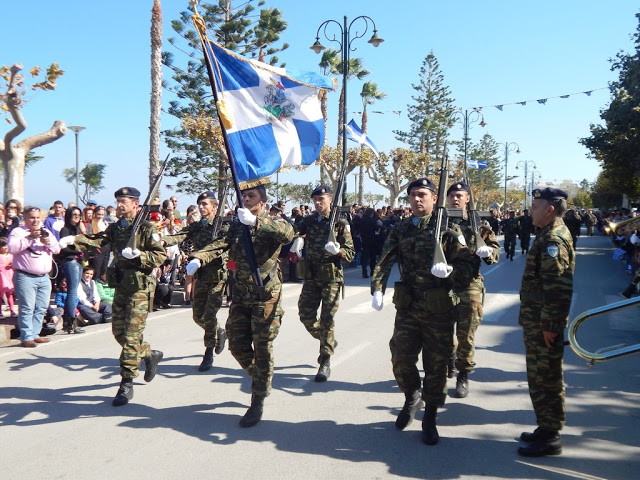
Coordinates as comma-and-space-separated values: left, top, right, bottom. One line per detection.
547, 244, 559, 258
458, 234, 466, 246
152, 233, 160, 243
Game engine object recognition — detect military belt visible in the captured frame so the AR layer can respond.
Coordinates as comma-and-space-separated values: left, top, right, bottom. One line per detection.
410, 286, 450, 300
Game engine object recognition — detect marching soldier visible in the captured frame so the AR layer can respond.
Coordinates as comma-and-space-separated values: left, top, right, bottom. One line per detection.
518, 188, 574, 457
446, 182, 500, 398
186, 183, 293, 428
163, 191, 227, 372
502, 211, 518, 260
292, 186, 355, 382
370, 178, 476, 445
517, 209, 534, 254
584, 210, 597, 236
563, 209, 582, 248
59, 187, 167, 406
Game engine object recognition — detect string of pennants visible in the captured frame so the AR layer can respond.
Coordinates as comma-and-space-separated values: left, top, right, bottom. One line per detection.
473, 86, 612, 111
351, 110, 402, 116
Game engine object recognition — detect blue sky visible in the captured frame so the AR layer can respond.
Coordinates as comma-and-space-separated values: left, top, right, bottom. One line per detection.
2, 0, 638, 208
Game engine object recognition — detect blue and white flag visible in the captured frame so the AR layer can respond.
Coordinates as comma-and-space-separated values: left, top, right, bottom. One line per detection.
466, 158, 489, 169
342, 119, 380, 158
205, 40, 334, 184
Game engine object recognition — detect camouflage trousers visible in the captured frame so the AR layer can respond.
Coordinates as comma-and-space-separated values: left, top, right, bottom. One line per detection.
519, 306, 566, 431
390, 301, 457, 407
298, 278, 341, 356
192, 277, 225, 348
504, 235, 517, 257
112, 286, 154, 379
454, 287, 484, 373
519, 234, 531, 252
226, 283, 283, 397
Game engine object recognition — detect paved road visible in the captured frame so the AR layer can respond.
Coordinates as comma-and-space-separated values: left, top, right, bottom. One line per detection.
1, 231, 638, 479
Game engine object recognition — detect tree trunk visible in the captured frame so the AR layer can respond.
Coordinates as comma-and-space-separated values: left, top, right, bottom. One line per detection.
359, 107, 368, 205
149, 0, 163, 202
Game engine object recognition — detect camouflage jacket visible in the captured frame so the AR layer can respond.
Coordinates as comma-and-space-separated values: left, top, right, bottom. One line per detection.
501, 217, 519, 237
294, 213, 355, 267
520, 216, 575, 333
164, 217, 226, 282
371, 214, 476, 295
448, 215, 500, 291
517, 215, 534, 235
190, 211, 294, 290
73, 218, 167, 273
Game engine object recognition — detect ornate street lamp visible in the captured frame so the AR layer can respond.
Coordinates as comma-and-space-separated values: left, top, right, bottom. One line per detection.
503, 141, 520, 210
516, 160, 537, 209
68, 126, 86, 206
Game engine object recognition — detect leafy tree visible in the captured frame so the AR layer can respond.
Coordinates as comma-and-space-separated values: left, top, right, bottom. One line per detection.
580, 13, 640, 197
62, 163, 107, 206
571, 191, 593, 209
394, 52, 455, 166
464, 133, 502, 190
272, 182, 313, 205
358, 81, 386, 204
590, 169, 627, 207
0, 63, 65, 203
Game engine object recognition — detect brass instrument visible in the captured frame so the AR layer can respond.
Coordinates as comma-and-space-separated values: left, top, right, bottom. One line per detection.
604, 216, 640, 235
567, 297, 640, 366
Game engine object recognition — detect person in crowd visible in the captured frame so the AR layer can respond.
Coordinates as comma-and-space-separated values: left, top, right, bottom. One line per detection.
5, 199, 23, 232
96, 271, 115, 305
170, 196, 182, 221
292, 185, 355, 382
57, 206, 86, 334
186, 183, 294, 427
0, 204, 7, 237
370, 178, 476, 446
180, 204, 200, 306
76, 265, 112, 324
44, 200, 66, 240
8, 206, 60, 347
153, 259, 174, 311
0, 237, 17, 318
105, 206, 118, 224
60, 186, 167, 407
359, 207, 382, 278
518, 188, 574, 457
89, 206, 111, 279
82, 207, 94, 232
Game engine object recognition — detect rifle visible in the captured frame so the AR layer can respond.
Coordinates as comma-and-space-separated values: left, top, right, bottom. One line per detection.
211, 176, 229, 241
462, 160, 488, 250
125, 153, 171, 251
433, 142, 449, 267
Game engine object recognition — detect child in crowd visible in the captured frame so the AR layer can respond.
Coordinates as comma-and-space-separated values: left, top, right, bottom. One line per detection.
0, 237, 17, 318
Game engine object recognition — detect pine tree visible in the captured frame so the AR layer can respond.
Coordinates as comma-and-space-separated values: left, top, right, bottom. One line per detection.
466, 133, 502, 190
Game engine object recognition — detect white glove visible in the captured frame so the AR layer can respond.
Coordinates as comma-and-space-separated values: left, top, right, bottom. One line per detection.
372, 291, 384, 311
58, 235, 76, 248
631, 234, 640, 246
291, 237, 304, 256
476, 245, 493, 258
121, 247, 141, 259
237, 207, 257, 226
324, 241, 340, 255
186, 259, 201, 276
431, 262, 453, 278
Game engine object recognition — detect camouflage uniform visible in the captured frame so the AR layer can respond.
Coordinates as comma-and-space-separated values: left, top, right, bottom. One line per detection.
502, 216, 519, 260
191, 211, 294, 397
584, 211, 596, 236
519, 216, 574, 432
371, 214, 476, 407
517, 213, 534, 254
295, 214, 355, 357
164, 218, 226, 348
448, 216, 500, 374
563, 211, 582, 248
74, 218, 167, 379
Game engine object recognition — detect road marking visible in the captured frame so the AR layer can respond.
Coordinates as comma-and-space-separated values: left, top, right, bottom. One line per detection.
515, 461, 609, 480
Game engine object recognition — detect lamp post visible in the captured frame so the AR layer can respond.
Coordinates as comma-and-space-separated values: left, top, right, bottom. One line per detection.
515, 160, 536, 209
68, 126, 86, 206
503, 141, 520, 210
450, 107, 486, 178
530, 169, 542, 197
311, 15, 383, 218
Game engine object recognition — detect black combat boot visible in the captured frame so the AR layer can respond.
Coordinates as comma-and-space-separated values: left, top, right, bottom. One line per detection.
518, 428, 562, 457
239, 393, 264, 427
215, 327, 227, 355
315, 355, 331, 382
112, 378, 134, 407
395, 391, 424, 430
421, 405, 439, 445
198, 347, 214, 372
621, 283, 636, 299
447, 350, 456, 379
63, 315, 84, 334
520, 426, 543, 443
456, 371, 469, 398
143, 350, 163, 382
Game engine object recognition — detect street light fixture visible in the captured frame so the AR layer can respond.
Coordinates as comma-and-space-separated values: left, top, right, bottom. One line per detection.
310, 15, 383, 233
449, 107, 486, 179
68, 126, 86, 206
515, 160, 537, 209
503, 141, 520, 210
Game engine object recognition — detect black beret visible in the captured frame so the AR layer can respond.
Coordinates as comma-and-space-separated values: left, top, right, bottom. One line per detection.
407, 178, 436, 195
446, 181, 469, 196
197, 191, 216, 203
311, 185, 331, 197
114, 187, 140, 199
532, 187, 568, 201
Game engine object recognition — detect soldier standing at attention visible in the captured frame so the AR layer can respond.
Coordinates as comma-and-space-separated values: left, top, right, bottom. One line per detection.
292, 186, 355, 382
446, 182, 500, 398
518, 209, 534, 255
370, 178, 475, 445
59, 187, 167, 406
186, 184, 294, 428
502, 211, 519, 260
518, 187, 574, 457
163, 191, 227, 372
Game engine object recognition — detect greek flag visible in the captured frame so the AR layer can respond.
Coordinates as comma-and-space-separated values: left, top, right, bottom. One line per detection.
466, 158, 489, 169
343, 119, 380, 158
205, 40, 334, 184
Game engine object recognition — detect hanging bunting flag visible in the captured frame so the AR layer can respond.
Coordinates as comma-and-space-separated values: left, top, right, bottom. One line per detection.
496, 105, 503, 111
560, 95, 569, 99
519, 101, 527, 106
342, 119, 380, 158
393, 111, 401, 116
537, 99, 547, 104
584, 91, 592, 96
472, 86, 608, 112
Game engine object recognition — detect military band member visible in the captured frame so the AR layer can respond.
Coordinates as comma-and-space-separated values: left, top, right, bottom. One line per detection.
446, 182, 500, 398
59, 187, 167, 406
518, 208, 534, 254
186, 183, 294, 428
292, 186, 355, 382
370, 178, 476, 445
518, 188, 574, 457
502, 211, 518, 260
163, 191, 227, 372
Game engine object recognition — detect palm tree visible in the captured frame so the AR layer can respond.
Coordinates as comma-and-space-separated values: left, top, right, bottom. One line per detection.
149, 0, 163, 201
337, 57, 370, 145
359, 81, 386, 204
